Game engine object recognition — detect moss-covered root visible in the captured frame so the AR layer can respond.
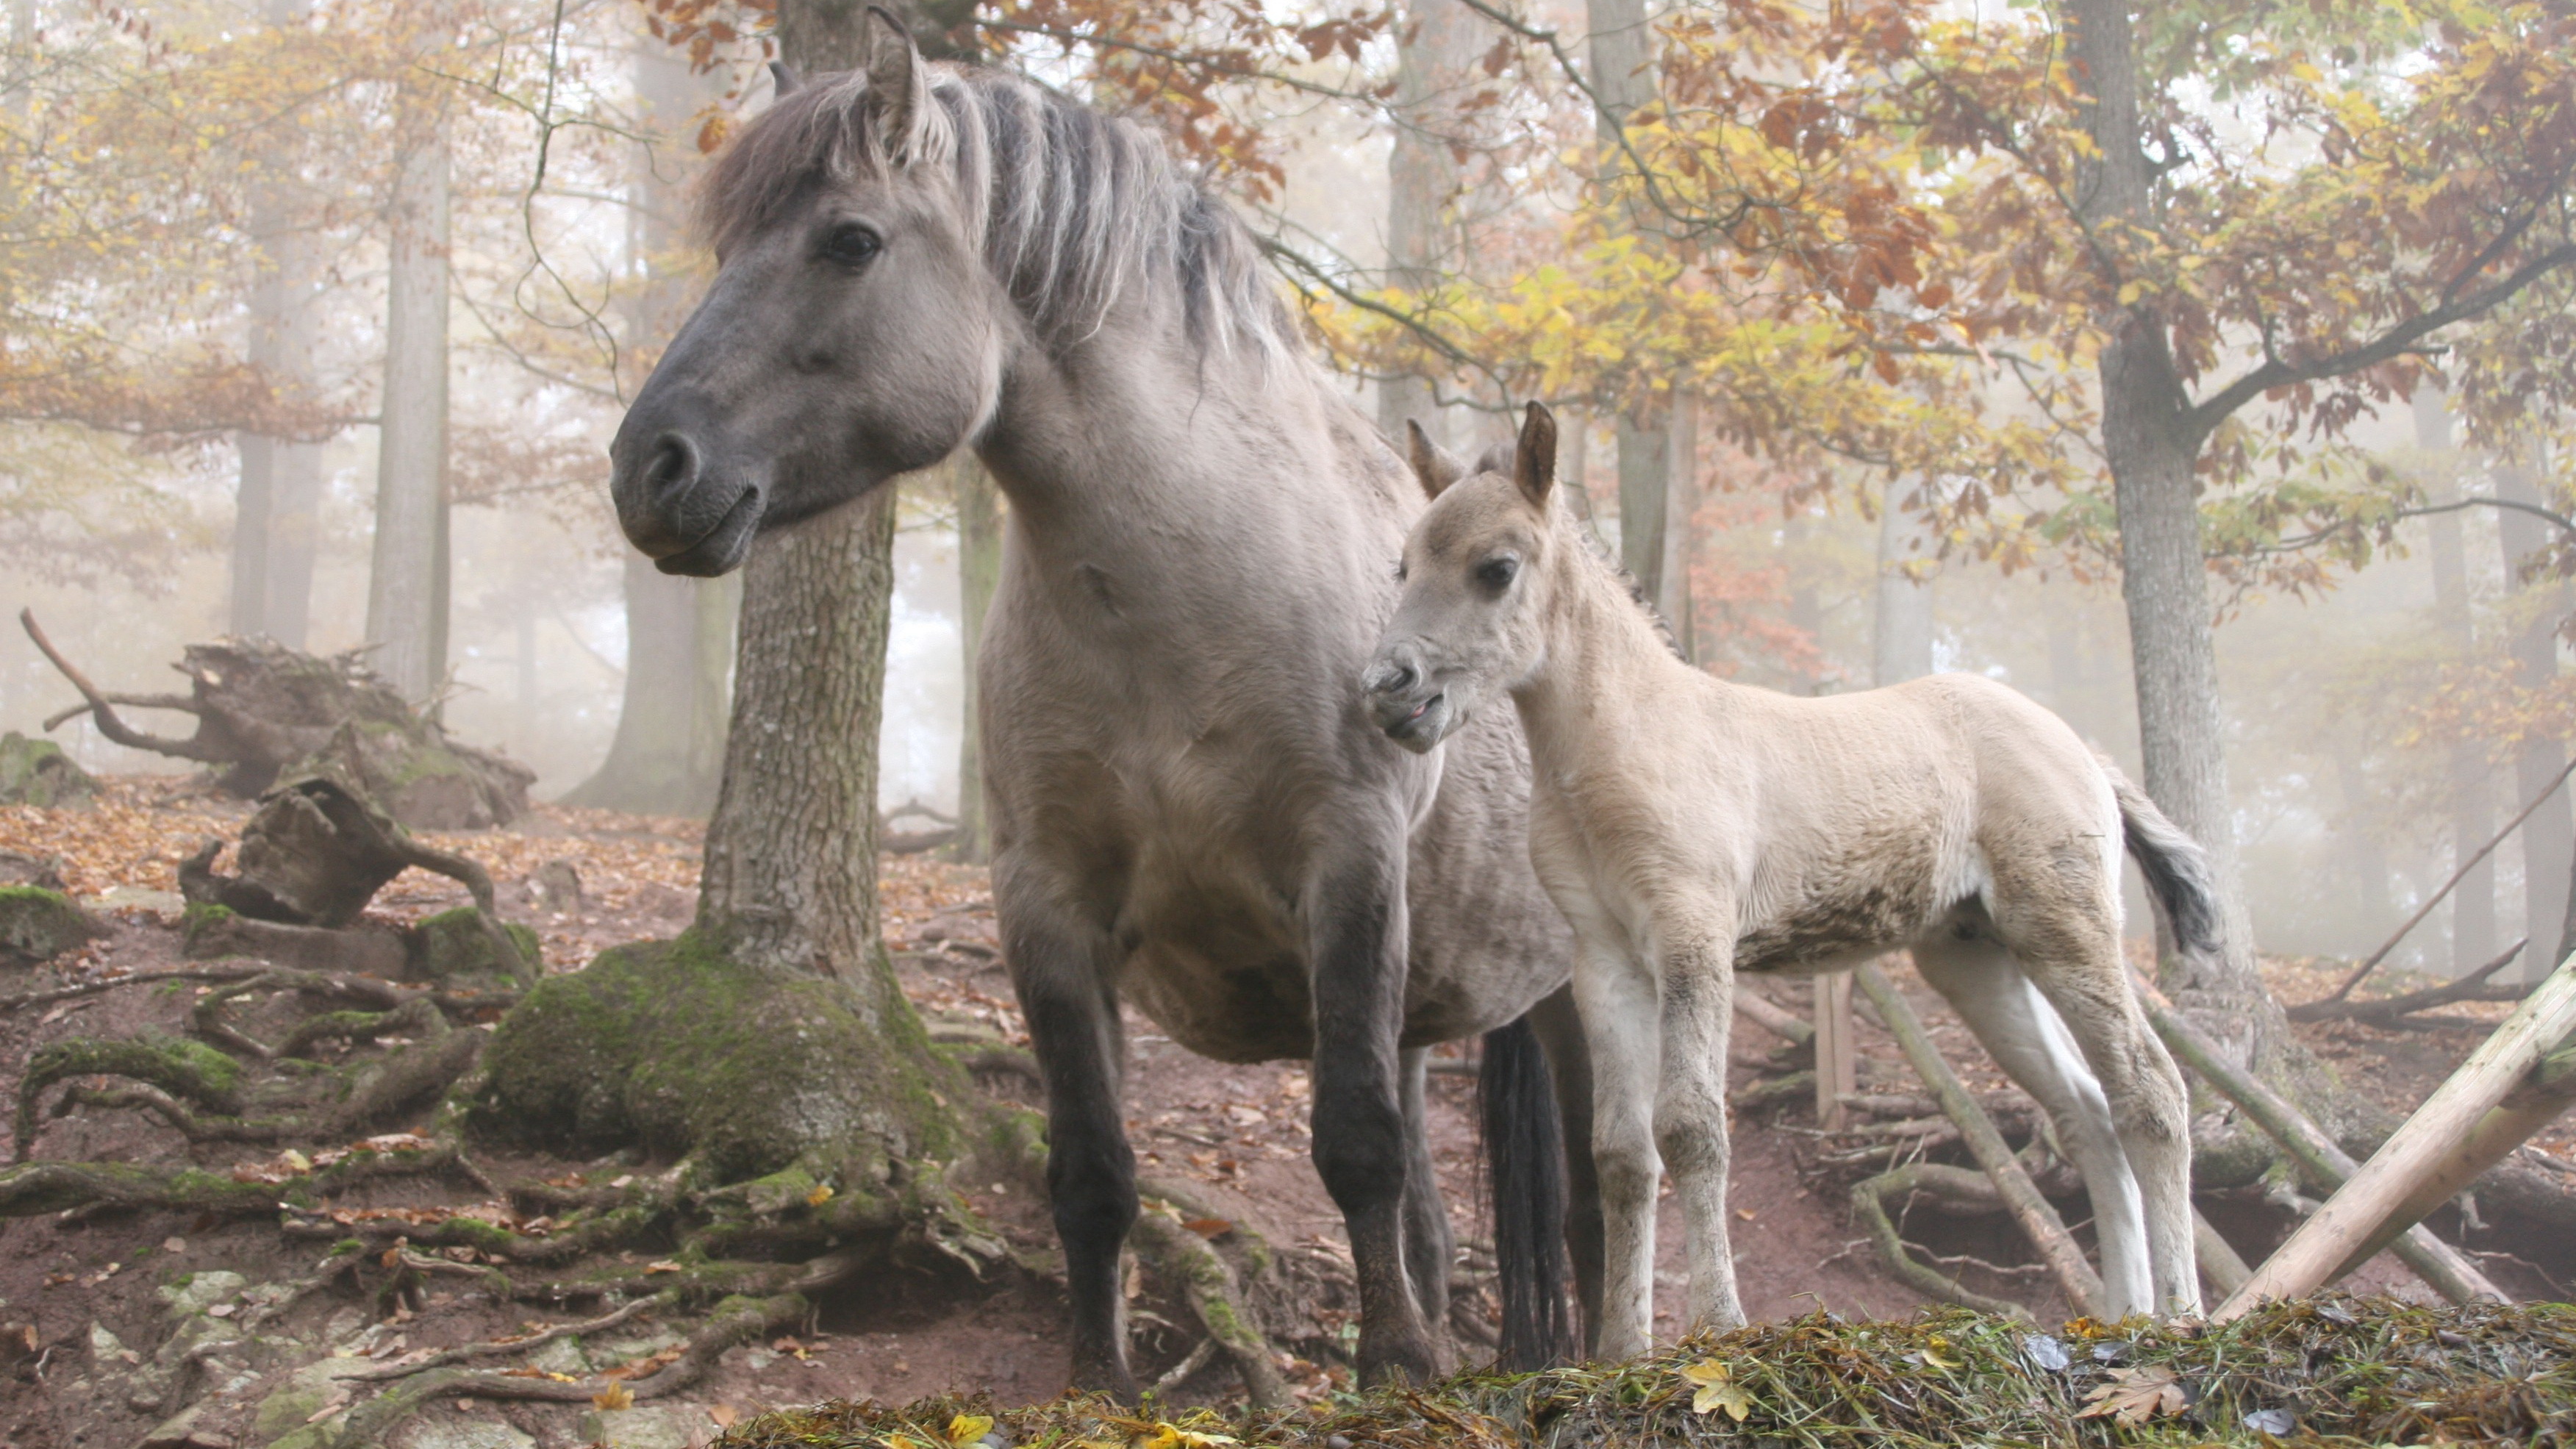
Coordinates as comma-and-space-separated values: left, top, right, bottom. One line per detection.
1848, 1162, 2033, 1320
14, 1035, 244, 1160
1131, 1204, 1292, 1409
0, 1161, 283, 1217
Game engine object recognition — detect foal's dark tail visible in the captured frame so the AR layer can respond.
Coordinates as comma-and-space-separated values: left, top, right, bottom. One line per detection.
1479, 1013, 1575, 1370
2108, 765, 2227, 967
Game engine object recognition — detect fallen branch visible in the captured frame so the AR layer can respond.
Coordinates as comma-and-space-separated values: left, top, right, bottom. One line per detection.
1855, 964, 2105, 1319
2289, 940, 2531, 1026
2219, 954, 2576, 1320
1148, 1337, 1221, 1396
2134, 976, 2505, 1306
0, 965, 270, 1015
21, 609, 226, 763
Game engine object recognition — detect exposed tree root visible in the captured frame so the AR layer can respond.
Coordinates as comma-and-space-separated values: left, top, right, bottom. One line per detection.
0, 965, 271, 1015
1131, 1203, 1292, 1409
1848, 1160, 2034, 1320
346, 1295, 672, 1381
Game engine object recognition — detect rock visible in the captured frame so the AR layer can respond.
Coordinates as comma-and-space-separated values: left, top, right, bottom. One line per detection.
248, 1356, 372, 1445
396, 1420, 539, 1449
90, 885, 187, 916
0, 729, 97, 806
406, 907, 539, 990
138, 1401, 235, 1448
160, 1270, 249, 1317
0, 885, 109, 967
0, 848, 66, 890
597, 1325, 686, 1364
523, 1334, 591, 1376
576, 1405, 698, 1449
530, 858, 584, 914
90, 1321, 137, 1367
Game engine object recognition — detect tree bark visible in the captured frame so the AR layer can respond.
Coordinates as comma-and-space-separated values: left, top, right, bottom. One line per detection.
365, 97, 452, 703
1378, 0, 1479, 441
2417, 387, 2497, 974
953, 453, 1001, 862
232, 0, 326, 645
2064, 0, 2278, 1064
1586, 0, 1673, 606
2494, 441, 2572, 984
1659, 387, 1697, 662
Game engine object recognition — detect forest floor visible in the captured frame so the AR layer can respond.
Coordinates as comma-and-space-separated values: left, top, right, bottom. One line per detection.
0, 776, 2569, 1449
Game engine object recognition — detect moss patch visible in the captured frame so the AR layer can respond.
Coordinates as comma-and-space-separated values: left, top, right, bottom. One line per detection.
0, 885, 107, 967
468, 929, 967, 1188
407, 906, 540, 988
0, 730, 96, 806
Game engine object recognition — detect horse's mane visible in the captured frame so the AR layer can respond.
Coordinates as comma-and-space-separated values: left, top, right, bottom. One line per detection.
698, 63, 1298, 358
1564, 493, 1687, 662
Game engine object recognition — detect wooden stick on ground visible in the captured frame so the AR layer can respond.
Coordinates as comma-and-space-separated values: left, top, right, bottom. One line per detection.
2289, 939, 2529, 1026
2313, 759, 2576, 1007
1854, 963, 2105, 1318
2133, 976, 2503, 1306
2218, 953, 2576, 1320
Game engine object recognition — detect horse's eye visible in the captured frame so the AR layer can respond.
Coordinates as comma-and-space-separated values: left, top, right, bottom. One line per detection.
1476, 556, 1518, 590
821, 223, 882, 268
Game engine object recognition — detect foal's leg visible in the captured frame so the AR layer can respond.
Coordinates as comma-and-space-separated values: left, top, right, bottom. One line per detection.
1526, 983, 1606, 1354
1306, 836, 1444, 1384
998, 859, 1138, 1396
1569, 927, 1663, 1362
1652, 920, 1744, 1334
1398, 1046, 1454, 1331
1910, 934, 2152, 1316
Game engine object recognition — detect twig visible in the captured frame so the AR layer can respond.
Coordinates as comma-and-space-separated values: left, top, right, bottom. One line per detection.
1855, 964, 2105, 1317
2314, 758, 2576, 1006
0, 965, 269, 1015
2289, 940, 2530, 1026
1147, 1337, 1220, 1397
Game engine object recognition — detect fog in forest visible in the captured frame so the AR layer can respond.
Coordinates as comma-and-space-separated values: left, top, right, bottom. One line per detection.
3, 0, 2567, 983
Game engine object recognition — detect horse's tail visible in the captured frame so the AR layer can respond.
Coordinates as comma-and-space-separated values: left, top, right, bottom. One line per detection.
2107, 765, 2227, 966
1479, 1012, 1575, 1370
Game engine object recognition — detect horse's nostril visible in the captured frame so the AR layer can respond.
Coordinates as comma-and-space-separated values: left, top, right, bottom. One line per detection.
643, 434, 698, 500
1375, 662, 1416, 695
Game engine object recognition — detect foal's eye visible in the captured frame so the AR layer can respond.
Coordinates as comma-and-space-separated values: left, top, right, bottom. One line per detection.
1476, 556, 1519, 590
820, 223, 883, 268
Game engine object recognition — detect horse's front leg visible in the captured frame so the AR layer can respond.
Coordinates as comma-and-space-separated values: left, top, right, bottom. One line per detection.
1653, 915, 1745, 1334
998, 858, 1139, 1397
1306, 834, 1443, 1385
1569, 924, 1662, 1362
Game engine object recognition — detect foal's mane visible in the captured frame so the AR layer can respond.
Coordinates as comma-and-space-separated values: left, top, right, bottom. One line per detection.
698, 63, 1298, 358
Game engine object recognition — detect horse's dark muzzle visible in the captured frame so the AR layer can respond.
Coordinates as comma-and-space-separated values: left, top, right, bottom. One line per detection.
610, 426, 766, 576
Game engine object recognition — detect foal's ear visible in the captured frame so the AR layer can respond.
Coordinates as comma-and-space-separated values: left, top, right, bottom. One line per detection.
1514, 401, 1557, 509
769, 60, 802, 98
862, 6, 931, 163
1406, 420, 1469, 501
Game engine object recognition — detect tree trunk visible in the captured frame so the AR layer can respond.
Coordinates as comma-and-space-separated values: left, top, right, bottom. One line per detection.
562, 35, 737, 815
2417, 387, 2498, 974
1873, 479, 1935, 687
233, 0, 326, 645
2064, 0, 2287, 1076
562, 555, 737, 814
953, 453, 1001, 862
1659, 387, 1697, 662
2495, 441, 2572, 984
365, 100, 452, 704
1586, 0, 1673, 608
1378, 0, 1478, 441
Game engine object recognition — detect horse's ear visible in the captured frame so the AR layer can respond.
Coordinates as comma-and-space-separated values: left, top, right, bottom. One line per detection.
862, 5, 930, 162
769, 60, 801, 98
1514, 402, 1558, 509
1407, 420, 1468, 500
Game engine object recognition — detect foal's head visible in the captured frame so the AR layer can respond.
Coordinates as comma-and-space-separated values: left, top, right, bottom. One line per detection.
1364, 403, 1564, 753
608, 12, 1003, 575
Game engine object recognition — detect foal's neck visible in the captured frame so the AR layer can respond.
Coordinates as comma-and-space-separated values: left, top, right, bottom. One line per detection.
1512, 526, 1714, 765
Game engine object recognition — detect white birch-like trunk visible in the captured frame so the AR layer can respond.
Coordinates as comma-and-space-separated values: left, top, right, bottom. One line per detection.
1378, 0, 1478, 441
2416, 387, 2498, 974
365, 104, 451, 701
2494, 439, 2573, 983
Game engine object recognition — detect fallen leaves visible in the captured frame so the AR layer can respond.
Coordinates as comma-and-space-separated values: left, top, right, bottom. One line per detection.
2078, 1364, 2188, 1425
1678, 1359, 1752, 1420
591, 1379, 634, 1412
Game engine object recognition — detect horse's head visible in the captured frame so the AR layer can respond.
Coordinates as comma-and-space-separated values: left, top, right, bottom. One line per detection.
610, 11, 1003, 576
1364, 402, 1561, 753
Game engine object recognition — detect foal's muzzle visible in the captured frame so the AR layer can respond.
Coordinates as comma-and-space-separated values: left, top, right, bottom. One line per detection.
1364, 651, 1450, 754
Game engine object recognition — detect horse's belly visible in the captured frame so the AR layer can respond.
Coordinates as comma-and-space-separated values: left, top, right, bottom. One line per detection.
1119, 898, 1315, 1064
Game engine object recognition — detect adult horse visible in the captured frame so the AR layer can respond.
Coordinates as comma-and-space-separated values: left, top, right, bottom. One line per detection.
607, 16, 1592, 1391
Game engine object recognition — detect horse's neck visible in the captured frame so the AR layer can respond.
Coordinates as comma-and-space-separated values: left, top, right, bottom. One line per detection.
978, 312, 1386, 559
1514, 541, 1717, 770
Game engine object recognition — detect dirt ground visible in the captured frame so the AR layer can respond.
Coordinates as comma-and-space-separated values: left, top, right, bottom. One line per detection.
0, 777, 2566, 1448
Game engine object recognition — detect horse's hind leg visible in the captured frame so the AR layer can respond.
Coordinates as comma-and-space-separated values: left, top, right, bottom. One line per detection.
998, 865, 1139, 1397
1398, 1046, 1453, 1331
1910, 931, 2154, 1317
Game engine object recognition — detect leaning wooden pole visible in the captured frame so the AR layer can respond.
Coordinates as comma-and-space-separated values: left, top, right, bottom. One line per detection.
1855, 963, 2105, 1317
2213, 955, 2576, 1320
2133, 975, 2503, 1306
